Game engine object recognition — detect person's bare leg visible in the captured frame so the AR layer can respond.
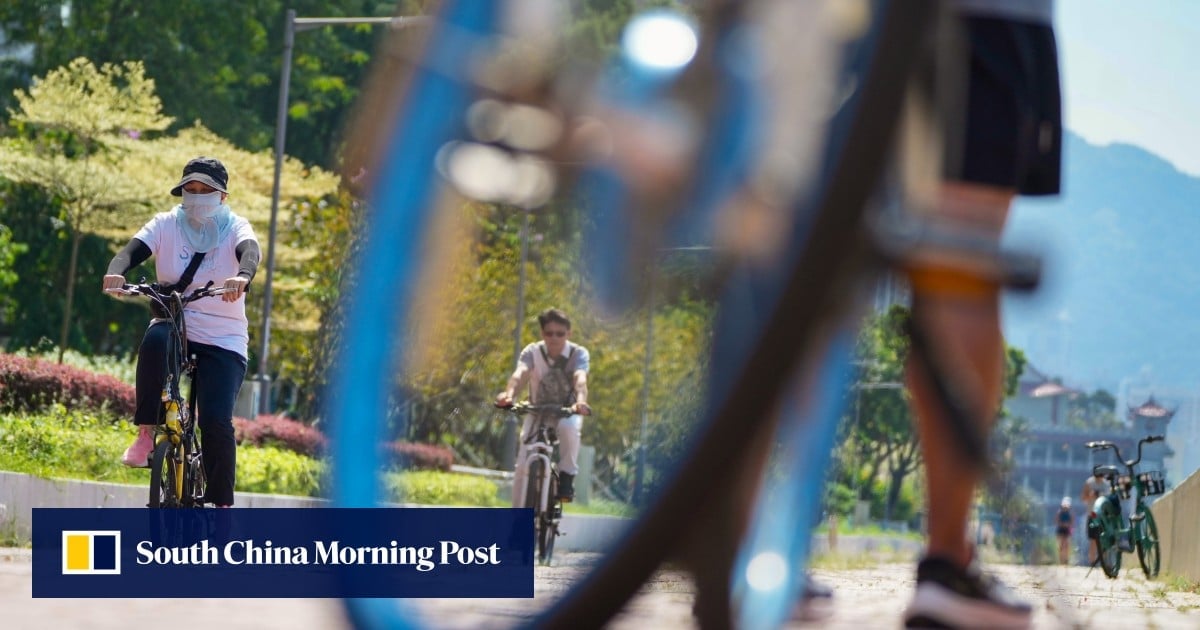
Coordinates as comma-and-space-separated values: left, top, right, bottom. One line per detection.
908, 181, 1013, 568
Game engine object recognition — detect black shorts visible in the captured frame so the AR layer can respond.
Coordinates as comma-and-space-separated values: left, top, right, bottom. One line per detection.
942, 16, 1062, 196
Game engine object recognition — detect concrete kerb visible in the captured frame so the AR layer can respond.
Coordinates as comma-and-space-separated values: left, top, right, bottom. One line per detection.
0, 470, 923, 558
0, 470, 626, 552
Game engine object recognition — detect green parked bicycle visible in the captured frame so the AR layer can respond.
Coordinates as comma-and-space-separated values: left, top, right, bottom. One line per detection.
1085, 434, 1166, 579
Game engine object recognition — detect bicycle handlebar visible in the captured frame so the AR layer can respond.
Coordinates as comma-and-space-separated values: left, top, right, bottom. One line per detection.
106, 280, 233, 305
1086, 434, 1164, 469
495, 401, 578, 417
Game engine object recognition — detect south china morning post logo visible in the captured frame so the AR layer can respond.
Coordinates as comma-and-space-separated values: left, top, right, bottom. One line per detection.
61, 531, 121, 575
134, 537, 500, 571
35, 508, 533, 598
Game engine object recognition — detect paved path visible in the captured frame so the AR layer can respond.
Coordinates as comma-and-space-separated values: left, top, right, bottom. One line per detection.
4, 548, 1198, 628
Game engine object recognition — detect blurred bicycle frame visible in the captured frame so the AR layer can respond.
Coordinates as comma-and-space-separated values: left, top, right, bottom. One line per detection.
325, 1, 1041, 628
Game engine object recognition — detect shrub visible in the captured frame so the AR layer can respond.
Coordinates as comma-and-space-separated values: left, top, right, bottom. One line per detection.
0, 353, 135, 417
385, 470, 502, 506
11, 347, 137, 386
233, 414, 328, 457
236, 445, 325, 497
0, 407, 145, 485
384, 440, 456, 471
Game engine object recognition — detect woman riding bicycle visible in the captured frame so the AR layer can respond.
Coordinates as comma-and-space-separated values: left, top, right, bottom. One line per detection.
495, 308, 591, 504
102, 156, 260, 507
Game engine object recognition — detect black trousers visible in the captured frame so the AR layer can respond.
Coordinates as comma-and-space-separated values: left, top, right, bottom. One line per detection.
134, 321, 247, 506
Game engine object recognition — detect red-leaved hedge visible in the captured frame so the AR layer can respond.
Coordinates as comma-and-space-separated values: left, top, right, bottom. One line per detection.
0, 353, 456, 470
0, 353, 136, 417
233, 414, 328, 457
232, 414, 455, 471
384, 440, 456, 472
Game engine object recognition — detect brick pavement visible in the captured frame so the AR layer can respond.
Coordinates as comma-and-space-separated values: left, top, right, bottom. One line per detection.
4, 548, 1198, 628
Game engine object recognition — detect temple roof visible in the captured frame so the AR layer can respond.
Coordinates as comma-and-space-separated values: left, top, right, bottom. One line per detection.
1129, 396, 1174, 419
1029, 381, 1072, 398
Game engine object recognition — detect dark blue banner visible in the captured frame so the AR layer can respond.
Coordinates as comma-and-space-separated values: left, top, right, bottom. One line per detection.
34, 508, 534, 598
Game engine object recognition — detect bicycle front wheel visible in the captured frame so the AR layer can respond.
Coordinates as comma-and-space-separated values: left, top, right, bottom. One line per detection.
1096, 501, 1122, 579
1136, 509, 1160, 579
149, 440, 180, 508
524, 461, 551, 565
539, 474, 559, 566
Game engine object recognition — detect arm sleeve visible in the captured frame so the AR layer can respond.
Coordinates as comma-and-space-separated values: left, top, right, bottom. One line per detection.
105, 239, 152, 276
574, 345, 590, 373
235, 239, 261, 282
518, 344, 536, 370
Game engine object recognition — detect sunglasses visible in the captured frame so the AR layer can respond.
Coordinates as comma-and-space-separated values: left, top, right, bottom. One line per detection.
542, 329, 567, 338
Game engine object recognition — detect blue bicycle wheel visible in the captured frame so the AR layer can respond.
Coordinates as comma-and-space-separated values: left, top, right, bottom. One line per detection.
327, 1, 934, 627
326, 1, 502, 627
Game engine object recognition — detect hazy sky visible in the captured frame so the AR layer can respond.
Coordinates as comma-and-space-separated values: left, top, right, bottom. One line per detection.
1057, 0, 1200, 175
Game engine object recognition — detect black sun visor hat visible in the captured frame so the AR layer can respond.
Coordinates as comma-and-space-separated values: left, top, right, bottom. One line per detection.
170, 156, 229, 196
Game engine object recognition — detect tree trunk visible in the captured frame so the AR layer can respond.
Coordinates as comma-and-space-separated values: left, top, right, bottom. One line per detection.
861, 443, 890, 500
885, 467, 906, 523
58, 230, 82, 363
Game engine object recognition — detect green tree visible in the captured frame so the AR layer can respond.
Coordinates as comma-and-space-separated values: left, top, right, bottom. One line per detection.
1067, 388, 1122, 430
844, 305, 917, 522
0, 222, 27, 321
0, 58, 171, 361
0, 1, 689, 169
0, 180, 152, 354
837, 306, 1029, 522
0, 1, 400, 167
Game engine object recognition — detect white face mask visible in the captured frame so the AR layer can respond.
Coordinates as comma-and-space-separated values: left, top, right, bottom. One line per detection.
181, 191, 223, 221
176, 191, 232, 253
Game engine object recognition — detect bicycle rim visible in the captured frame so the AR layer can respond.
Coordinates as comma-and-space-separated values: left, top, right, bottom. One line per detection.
1137, 510, 1160, 579
541, 519, 558, 567
525, 461, 543, 511
149, 440, 178, 509
525, 462, 549, 564
328, 0, 934, 626
541, 474, 559, 566
1098, 502, 1121, 579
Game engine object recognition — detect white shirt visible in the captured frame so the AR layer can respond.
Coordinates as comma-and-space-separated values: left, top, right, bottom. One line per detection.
134, 211, 258, 358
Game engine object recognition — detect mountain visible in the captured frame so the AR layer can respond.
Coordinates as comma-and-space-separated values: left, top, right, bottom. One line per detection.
1003, 132, 1200, 391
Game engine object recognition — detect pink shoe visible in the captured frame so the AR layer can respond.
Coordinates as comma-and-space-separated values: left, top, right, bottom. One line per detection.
121, 425, 155, 468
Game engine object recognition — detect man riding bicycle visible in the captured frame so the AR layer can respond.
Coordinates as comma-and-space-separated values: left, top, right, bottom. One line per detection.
495, 308, 591, 504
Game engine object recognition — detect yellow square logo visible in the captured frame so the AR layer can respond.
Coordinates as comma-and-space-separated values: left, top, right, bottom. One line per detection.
61, 531, 121, 575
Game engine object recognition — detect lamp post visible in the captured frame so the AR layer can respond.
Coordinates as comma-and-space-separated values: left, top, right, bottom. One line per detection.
632, 276, 656, 505
500, 208, 532, 470
631, 245, 711, 505
255, 11, 429, 414
850, 378, 903, 524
